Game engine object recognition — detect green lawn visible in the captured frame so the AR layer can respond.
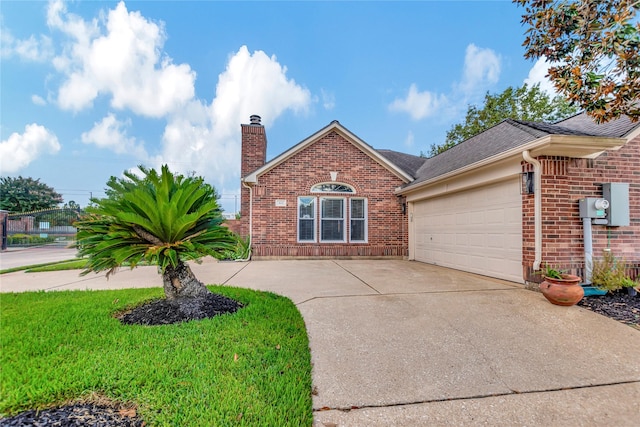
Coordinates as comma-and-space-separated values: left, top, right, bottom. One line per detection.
0, 259, 85, 275
0, 286, 313, 426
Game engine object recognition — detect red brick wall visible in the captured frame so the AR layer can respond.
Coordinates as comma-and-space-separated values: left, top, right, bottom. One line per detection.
523, 135, 640, 281
241, 130, 408, 258
223, 219, 242, 236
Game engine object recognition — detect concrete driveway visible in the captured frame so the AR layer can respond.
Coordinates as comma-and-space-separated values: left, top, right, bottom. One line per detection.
1, 253, 639, 426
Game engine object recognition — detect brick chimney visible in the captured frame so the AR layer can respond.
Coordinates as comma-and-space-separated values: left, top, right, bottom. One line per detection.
241, 115, 267, 177
238, 115, 266, 239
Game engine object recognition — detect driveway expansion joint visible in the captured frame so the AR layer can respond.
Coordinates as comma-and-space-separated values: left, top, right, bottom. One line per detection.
221, 260, 251, 285
312, 379, 640, 413
331, 260, 381, 294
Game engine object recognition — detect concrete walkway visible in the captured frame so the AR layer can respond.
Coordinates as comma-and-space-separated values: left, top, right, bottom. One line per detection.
1, 252, 639, 426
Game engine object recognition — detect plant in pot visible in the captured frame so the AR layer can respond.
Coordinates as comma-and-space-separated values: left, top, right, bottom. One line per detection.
538, 264, 584, 306
621, 278, 639, 297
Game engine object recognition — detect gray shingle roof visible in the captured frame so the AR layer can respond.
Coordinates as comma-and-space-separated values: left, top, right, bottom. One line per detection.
410, 119, 540, 184
509, 119, 591, 136
403, 112, 639, 186
554, 112, 638, 138
376, 149, 426, 179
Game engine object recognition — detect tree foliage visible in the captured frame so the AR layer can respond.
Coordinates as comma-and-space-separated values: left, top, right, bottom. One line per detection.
0, 176, 63, 212
430, 84, 578, 156
76, 165, 236, 300
515, 0, 640, 123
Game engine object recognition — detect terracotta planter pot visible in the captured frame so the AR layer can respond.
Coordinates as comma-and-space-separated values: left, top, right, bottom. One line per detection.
539, 274, 584, 306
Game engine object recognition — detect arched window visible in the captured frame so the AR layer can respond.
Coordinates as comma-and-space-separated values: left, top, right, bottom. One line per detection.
311, 182, 355, 193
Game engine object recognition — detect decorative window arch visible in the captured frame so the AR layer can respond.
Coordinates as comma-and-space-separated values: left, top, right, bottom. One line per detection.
311, 182, 355, 193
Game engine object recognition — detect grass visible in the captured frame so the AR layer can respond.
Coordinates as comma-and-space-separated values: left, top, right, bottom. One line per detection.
0, 259, 85, 275
26, 259, 88, 273
0, 286, 313, 426
0, 258, 155, 274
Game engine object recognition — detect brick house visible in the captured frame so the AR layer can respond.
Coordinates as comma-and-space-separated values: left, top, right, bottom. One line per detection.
236, 113, 640, 284
236, 115, 422, 258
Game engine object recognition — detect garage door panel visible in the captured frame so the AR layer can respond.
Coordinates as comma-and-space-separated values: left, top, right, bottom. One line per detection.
413, 178, 522, 283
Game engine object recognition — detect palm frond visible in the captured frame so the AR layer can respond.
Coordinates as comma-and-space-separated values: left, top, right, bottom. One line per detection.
76, 165, 238, 275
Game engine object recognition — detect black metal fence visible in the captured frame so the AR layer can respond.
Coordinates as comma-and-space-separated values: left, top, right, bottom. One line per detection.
1, 208, 83, 250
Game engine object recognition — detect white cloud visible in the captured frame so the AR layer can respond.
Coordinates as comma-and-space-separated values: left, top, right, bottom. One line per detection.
6, 2, 312, 210
388, 84, 446, 120
209, 46, 311, 138
159, 46, 312, 190
389, 44, 501, 122
524, 57, 559, 96
81, 113, 148, 159
32, 95, 47, 106
321, 89, 336, 110
0, 27, 54, 62
0, 124, 61, 174
404, 130, 414, 148
49, 0, 195, 117
458, 44, 501, 94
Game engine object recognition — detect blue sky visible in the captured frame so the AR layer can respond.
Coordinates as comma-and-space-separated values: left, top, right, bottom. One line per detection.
1, 0, 553, 214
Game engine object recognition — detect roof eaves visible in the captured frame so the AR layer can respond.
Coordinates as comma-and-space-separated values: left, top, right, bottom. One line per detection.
398, 133, 625, 195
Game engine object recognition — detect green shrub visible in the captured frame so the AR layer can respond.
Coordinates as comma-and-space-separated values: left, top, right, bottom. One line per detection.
221, 235, 251, 260
591, 250, 635, 292
6, 234, 55, 245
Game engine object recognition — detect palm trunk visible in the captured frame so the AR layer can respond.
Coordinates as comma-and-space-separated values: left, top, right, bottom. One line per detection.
162, 261, 210, 300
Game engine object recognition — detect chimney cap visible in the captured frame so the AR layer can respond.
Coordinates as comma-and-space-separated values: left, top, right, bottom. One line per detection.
249, 115, 262, 125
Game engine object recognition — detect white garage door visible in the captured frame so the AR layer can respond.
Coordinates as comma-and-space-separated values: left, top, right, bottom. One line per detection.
412, 178, 522, 283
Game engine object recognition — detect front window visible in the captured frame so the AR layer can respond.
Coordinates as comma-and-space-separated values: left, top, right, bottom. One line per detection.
350, 198, 367, 242
321, 198, 345, 242
298, 183, 367, 243
298, 197, 315, 242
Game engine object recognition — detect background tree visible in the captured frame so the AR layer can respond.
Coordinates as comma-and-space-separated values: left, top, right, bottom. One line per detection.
515, 0, 640, 123
0, 176, 63, 212
63, 200, 81, 210
429, 83, 578, 156
76, 165, 237, 304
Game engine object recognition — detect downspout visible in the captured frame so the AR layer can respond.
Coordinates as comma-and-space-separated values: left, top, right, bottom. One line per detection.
238, 181, 253, 262
522, 150, 542, 271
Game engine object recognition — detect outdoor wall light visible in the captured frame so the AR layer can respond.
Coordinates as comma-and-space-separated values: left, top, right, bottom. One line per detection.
522, 171, 534, 195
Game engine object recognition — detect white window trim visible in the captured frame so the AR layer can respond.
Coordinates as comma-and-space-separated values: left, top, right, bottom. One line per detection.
349, 198, 368, 243
320, 197, 346, 243
297, 197, 316, 243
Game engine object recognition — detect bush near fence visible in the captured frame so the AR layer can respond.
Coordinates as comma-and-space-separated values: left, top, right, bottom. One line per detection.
6, 234, 56, 246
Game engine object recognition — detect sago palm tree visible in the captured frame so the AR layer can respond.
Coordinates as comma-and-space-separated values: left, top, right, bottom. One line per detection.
76, 165, 236, 301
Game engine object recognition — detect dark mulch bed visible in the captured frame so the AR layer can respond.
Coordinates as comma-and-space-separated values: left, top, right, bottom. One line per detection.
0, 403, 143, 427
117, 292, 243, 326
577, 289, 640, 328
0, 292, 243, 426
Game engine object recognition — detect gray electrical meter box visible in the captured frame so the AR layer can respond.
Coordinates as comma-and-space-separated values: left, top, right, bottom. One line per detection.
602, 183, 630, 226
579, 198, 609, 219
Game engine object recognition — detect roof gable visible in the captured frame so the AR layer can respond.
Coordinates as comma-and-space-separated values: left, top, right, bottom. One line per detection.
242, 121, 415, 183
